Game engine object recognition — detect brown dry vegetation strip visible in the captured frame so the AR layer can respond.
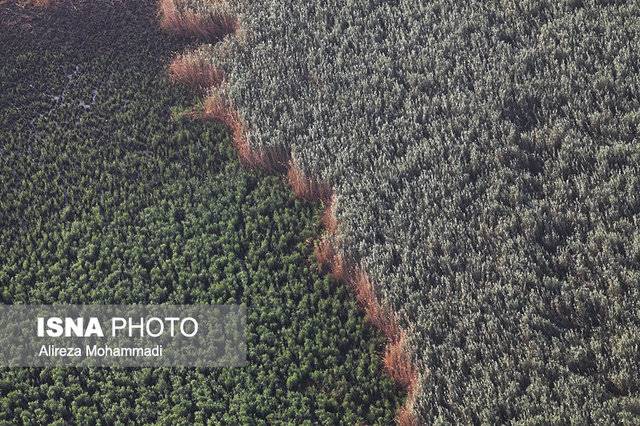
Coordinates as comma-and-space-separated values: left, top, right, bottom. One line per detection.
158, 3, 422, 423
199, 95, 291, 174
169, 54, 224, 92
158, 0, 238, 41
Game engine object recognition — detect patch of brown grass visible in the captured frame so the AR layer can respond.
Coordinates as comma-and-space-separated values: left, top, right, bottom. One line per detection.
351, 270, 402, 342
287, 161, 332, 203
396, 403, 419, 426
169, 52, 224, 91
314, 237, 421, 424
158, 0, 238, 41
314, 237, 347, 281
200, 94, 290, 172
314, 237, 334, 270
321, 193, 338, 234
384, 332, 418, 393
201, 93, 250, 162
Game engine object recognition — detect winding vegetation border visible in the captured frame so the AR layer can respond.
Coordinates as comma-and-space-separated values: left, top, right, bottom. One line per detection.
159, 1, 421, 423
10, 0, 421, 422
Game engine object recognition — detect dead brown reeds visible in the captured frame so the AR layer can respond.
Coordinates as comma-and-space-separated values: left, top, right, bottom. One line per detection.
384, 332, 418, 394
199, 94, 290, 172
287, 161, 332, 203
314, 237, 346, 281
320, 193, 338, 234
396, 403, 420, 426
169, 52, 224, 91
351, 269, 401, 341
161, 2, 421, 423
315, 237, 420, 425
158, 0, 238, 41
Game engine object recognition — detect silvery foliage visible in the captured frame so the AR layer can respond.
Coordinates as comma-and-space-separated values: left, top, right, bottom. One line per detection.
198, 0, 640, 422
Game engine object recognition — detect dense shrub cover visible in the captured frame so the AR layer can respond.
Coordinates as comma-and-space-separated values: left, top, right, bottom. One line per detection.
188, 0, 640, 422
0, 2, 402, 423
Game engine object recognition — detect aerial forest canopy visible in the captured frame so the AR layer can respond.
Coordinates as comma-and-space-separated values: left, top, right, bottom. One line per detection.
0, 2, 402, 423
0, 0, 639, 423
179, 0, 639, 422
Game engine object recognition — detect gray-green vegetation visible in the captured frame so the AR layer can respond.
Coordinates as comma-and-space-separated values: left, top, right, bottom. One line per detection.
194, 0, 640, 422
0, 2, 402, 423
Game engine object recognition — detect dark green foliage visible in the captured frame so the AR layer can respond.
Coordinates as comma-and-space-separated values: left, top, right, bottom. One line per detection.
0, 2, 401, 424
211, 0, 640, 422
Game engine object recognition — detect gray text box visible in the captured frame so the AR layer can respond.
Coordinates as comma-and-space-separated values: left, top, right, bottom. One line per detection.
0, 305, 246, 367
